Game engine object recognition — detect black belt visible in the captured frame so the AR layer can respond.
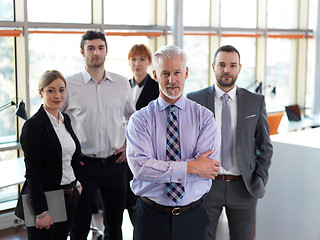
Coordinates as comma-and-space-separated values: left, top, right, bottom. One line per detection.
140, 197, 202, 216
216, 174, 242, 181
82, 153, 120, 163
60, 181, 76, 195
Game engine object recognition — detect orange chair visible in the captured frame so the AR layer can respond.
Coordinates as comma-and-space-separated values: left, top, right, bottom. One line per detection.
267, 112, 284, 135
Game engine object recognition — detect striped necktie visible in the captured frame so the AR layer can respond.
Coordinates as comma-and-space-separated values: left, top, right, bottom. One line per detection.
166, 105, 185, 203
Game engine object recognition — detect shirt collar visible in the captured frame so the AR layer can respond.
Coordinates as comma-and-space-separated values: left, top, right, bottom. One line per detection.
81, 68, 111, 84
158, 95, 186, 111
44, 108, 64, 125
130, 75, 148, 88
215, 84, 237, 101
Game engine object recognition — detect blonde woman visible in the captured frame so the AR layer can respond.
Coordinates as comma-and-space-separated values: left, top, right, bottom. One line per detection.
15, 70, 81, 240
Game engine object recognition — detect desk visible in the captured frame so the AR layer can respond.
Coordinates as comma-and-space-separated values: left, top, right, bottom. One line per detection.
256, 128, 320, 240
278, 114, 320, 132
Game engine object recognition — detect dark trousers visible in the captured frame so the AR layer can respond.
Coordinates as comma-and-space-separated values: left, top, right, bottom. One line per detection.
204, 178, 258, 240
70, 155, 127, 240
125, 165, 137, 223
133, 198, 209, 240
26, 188, 79, 240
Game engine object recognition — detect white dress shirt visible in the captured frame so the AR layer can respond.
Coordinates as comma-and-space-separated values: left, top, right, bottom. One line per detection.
62, 68, 135, 157
214, 85, 241, 175
45, 109, 76, 185
132, 84, 144, 106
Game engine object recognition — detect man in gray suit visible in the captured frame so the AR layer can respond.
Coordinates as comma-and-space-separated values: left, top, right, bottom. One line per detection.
187, 45, 273, 240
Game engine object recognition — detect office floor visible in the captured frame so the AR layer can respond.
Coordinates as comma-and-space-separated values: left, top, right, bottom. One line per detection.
0, 209, 229, 240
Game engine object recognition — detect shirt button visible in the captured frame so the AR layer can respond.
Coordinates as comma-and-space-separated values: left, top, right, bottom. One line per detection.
177, 178, 182, 182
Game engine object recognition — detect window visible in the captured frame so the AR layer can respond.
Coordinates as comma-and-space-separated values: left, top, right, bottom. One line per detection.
184, 0, 210, 27
267, 0, 299, 29
265, 38, 297, 110
306, 38, 316, 114
308, 0, 318, 30
104, 0, 154, 25
220, 37, 256, 90
27, 0, 91, 23
183, 35, 209, 93
167, 0, 210, 27
0, 37, 15, 144
0, 0, 13, 21
105, 35, 151, 78
0, 186, 19, 211
28, 33, 84, 115
221, 0, 257, 28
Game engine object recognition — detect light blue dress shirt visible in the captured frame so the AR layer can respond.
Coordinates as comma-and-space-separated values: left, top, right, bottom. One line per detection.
126, 96, 219, 206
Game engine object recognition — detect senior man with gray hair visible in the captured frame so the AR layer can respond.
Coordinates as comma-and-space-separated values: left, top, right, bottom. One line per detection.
126, 45, 220, 240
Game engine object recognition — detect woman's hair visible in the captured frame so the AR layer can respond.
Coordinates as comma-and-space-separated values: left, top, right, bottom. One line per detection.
38, 70, 66, 91
128, 44, 152, 63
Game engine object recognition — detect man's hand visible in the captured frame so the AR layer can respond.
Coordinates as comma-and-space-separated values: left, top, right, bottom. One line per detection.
114, 143, 127, 163
187, 149, 220, 180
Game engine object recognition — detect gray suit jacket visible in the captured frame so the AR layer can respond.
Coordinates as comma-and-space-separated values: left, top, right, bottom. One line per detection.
187, 85, 273, 199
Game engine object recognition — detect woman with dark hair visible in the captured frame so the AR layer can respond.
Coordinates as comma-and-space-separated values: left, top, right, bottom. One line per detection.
15, 70, 81, 240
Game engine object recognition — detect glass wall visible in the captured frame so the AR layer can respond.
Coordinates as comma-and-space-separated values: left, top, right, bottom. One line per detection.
306, 0, 318, 114
265, 38, 297, 110
0, 37, 15, 144
27, 0, 91, 23
183, 35, 209, 93
267, 0, 299, 29
28, 33, 84, 115
0, 0, 316, 150
220, 37, 256, 90
104, 0, 154, 25
221, 0, 257, 28
0, 0, 13, 21
105, 35, 150, 78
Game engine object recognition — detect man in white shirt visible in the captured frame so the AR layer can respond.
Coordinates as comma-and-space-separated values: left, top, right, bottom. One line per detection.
61, 30, 135, 240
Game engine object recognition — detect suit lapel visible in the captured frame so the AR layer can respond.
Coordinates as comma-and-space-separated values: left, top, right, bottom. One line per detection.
206, 85, 215, 115
136, 77, 150, 109
236, 87, 246, 137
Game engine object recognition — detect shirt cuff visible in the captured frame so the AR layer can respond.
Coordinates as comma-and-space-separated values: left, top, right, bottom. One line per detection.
171, 161, 187, 185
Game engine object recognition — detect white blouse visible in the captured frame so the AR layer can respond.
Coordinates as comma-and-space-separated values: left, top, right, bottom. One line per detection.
45, 109, 76, 185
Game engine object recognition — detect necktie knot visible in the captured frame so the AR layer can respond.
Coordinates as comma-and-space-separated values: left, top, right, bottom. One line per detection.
222, 93, 229, 102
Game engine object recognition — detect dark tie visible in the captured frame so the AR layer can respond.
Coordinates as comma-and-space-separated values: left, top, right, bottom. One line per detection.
166, 105, 185, 203
221, 93, 233, 171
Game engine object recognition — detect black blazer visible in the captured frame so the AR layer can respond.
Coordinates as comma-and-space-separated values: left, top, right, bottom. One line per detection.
15, 105, 81, 219
130, 74, 159, 110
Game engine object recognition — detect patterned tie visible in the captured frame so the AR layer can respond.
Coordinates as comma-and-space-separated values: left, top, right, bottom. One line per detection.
166, 105, 185, 203
221, 93, 233, 171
